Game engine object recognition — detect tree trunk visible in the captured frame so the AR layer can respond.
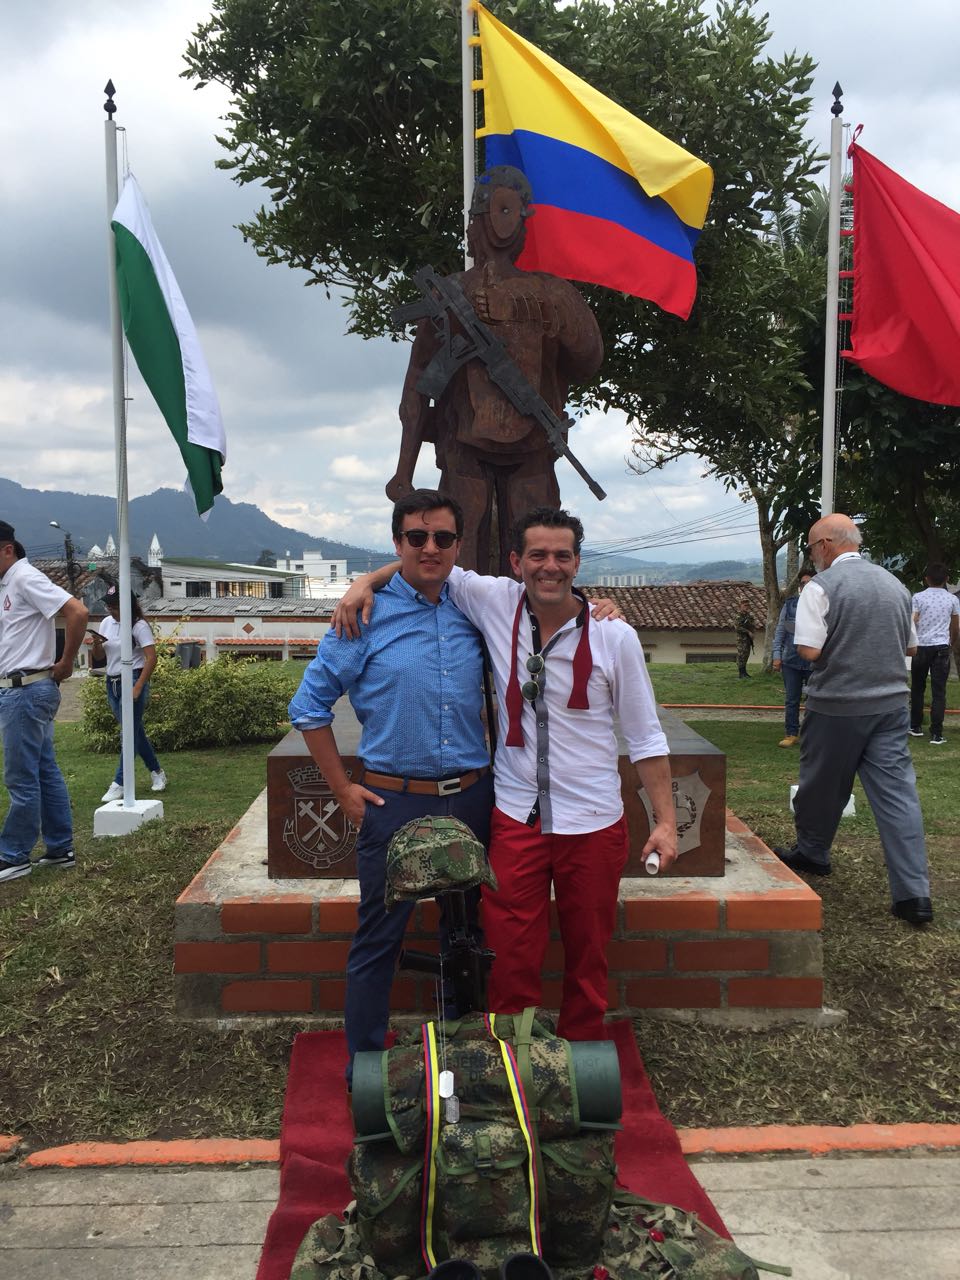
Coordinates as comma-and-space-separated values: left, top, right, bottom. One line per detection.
750, 485, 787, 671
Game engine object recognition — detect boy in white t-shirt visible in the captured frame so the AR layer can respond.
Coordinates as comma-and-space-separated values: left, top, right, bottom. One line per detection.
909, 562, 960, 745
90, 585, 166, 800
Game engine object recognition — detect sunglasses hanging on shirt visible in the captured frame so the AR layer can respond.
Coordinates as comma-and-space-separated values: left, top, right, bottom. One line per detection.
521, 653, 545, 702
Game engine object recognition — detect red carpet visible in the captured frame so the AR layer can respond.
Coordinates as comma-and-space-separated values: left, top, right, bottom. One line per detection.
256, 1021, 726, 1280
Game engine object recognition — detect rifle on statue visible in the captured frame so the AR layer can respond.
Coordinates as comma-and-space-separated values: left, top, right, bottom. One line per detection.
393, 266, 607, 502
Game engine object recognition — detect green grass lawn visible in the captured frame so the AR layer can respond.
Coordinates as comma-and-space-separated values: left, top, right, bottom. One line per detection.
646, 660, 960, 709
1, 703, 958, 1142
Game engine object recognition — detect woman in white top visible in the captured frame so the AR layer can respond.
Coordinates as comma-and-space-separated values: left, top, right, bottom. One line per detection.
89, 585, 166, 800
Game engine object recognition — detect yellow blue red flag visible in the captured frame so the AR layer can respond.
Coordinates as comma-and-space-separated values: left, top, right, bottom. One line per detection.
475, 3, 713, 319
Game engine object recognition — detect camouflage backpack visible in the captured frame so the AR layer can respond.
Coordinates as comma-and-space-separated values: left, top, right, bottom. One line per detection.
384, 815, 497, 909
347, 1009, 621, 1280
291, 1195, 792, 1280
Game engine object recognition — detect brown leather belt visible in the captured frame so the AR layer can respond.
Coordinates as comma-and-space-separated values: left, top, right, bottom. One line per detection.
361, 766, 489, 797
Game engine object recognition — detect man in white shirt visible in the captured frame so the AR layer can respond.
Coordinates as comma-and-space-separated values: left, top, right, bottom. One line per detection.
772, 514, 932, 927
909, 562, 959, 745
0, 521, 88, 883
338, 506, 677, 1040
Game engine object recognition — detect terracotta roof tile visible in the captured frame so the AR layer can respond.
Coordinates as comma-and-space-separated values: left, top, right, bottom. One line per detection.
582, 581, 766, 632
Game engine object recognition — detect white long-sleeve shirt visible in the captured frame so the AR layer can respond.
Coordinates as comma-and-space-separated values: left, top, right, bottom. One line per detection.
446, 567, 668, 834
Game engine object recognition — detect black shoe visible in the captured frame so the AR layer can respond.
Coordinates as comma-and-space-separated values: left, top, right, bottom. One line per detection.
772, 845, 831, 876
908, 727, 924, 737
0, 859, 32, 884
891, 897, 933, 926
32, 849, 75, 870
429, 1262, 483, 1280
500, 1256, 553, 1280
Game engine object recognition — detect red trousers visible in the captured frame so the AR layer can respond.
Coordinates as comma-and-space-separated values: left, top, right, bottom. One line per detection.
482, 806, 629, 1041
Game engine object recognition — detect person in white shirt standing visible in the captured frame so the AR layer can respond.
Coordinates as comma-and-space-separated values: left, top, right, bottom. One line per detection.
0, 520, 88, 883
89, 584, 166, 801
908, 562, 959, 745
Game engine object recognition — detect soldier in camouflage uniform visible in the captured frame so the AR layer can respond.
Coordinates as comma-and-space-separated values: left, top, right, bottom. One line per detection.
733, 599, 756, 679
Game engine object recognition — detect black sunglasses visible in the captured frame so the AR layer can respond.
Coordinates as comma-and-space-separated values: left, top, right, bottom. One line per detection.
521, 653, 545, 702
398, 529, 458, 549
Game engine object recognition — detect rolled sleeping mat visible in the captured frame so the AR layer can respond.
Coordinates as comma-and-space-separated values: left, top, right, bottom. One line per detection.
352, 1038, 622, 1138
570, 1040, 622, 1128
351, 1050, 391, 1142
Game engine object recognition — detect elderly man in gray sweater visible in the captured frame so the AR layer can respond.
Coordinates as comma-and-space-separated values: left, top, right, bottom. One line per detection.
773, 514, 933, 926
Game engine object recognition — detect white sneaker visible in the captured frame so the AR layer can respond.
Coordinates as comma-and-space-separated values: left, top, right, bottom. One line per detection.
101, 782, 123, 802
151, 770, 167, 792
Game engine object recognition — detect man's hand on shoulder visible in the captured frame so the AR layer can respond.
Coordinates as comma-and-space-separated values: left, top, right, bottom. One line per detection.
589, 596, 624, 623
333, 578, 377, 639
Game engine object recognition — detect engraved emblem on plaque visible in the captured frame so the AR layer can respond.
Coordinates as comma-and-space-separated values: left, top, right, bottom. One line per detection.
638, 770, 711, 855
283, 765, 358, 870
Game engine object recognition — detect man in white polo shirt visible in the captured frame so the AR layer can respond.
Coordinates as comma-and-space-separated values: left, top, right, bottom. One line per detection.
0, 521, 88, 883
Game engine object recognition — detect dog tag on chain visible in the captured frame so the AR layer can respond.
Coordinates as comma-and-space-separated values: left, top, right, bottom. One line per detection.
438, 1069, 455, 1098
444, 1094, 460, 1123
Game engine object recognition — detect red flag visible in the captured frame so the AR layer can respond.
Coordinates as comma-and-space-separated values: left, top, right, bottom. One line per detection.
846, 143, 960, 407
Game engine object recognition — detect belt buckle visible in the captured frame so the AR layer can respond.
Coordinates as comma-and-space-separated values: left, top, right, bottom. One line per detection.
437, 776, 462, 796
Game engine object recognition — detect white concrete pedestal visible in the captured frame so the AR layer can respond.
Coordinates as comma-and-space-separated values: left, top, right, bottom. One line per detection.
94, 798, 164, 837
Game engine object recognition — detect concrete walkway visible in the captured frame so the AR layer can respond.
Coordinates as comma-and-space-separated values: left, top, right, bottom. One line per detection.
2, 1152, 959, 1279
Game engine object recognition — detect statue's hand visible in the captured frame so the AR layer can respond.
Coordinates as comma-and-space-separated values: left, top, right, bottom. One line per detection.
386, 473, 413, 502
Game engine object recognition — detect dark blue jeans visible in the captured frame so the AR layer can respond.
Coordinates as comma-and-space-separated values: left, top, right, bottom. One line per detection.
105, 673, 160, 782
781, 663, 809, 736
910, 645, 951, 737
344, 772, 494, 1083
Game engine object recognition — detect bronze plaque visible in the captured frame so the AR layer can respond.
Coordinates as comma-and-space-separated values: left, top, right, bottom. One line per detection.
267, 731, 361, 878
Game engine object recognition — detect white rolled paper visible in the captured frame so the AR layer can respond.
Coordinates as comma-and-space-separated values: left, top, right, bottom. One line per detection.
644, 851, 661, 876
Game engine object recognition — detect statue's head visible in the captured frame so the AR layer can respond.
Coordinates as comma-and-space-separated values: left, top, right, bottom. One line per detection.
468, 165, 533, 261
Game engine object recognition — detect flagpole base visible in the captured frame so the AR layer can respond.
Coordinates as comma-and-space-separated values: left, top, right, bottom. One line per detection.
94, 798, 164, 838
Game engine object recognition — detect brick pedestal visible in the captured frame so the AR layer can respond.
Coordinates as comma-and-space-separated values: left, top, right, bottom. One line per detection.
175, 792, 822, 1023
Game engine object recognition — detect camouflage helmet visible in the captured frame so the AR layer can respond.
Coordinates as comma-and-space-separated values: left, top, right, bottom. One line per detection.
384, 815, 496, 909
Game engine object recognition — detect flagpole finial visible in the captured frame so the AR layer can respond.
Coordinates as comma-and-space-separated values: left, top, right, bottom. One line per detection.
831, 82, 843, 117
104, 80, 117, 118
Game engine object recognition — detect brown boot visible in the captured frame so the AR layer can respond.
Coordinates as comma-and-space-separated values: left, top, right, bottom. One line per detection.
778, 735, 799, 747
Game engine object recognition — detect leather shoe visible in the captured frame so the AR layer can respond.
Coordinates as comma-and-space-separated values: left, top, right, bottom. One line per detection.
772, 845, 831, 876
891, 897, 933, 926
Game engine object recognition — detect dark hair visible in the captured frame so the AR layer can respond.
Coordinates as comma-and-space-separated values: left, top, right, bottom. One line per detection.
924, 562, 949, 586
104, 584, 143, 623
391, 490, 464, 541
511, 507, 584, 557
799, 567, 815, 580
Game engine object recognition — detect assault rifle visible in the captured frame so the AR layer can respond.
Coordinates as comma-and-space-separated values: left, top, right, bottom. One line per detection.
393, 266, 607, 502
399, 889, 494, 1016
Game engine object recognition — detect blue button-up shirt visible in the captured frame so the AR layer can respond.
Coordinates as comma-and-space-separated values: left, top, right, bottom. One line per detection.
288, 572, 488, 777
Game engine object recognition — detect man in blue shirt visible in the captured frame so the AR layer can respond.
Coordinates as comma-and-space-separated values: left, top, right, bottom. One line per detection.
288, 491, 492, 1082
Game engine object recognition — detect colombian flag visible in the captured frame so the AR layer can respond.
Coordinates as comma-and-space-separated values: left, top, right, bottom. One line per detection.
475, 4, 713, 319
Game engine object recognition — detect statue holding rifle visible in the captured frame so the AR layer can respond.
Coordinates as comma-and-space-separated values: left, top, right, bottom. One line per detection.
388, 166, 605, 575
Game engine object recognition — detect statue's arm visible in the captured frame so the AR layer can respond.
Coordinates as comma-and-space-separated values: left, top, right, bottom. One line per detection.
553, 281, 604, 382
387, 319, 438, 502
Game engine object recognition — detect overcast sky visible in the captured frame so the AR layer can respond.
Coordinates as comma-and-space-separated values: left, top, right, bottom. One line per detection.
2, 1, 957, 560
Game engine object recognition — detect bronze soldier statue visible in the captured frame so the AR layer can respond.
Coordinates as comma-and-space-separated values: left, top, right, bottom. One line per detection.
388, 166, 604, 574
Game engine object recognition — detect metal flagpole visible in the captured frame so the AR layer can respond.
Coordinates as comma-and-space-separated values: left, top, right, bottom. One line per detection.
820, 83, 844, 517
461, 0, 477, 268
104, 81, 137, 807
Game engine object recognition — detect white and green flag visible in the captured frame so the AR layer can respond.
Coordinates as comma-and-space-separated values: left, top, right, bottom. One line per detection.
111, 175, 226, 516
